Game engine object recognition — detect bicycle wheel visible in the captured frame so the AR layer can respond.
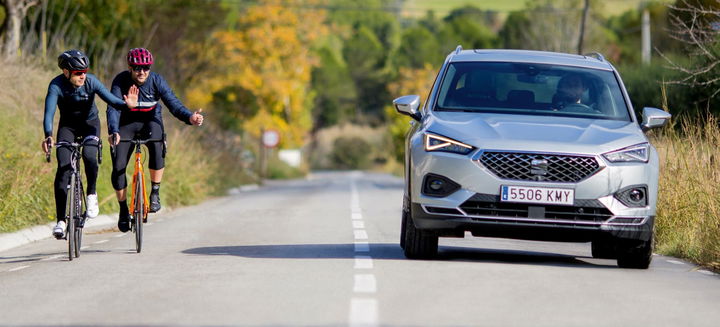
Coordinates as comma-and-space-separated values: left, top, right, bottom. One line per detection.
74, 177, 85, 258
66, 174, 76, 261
133, 175, 144, 253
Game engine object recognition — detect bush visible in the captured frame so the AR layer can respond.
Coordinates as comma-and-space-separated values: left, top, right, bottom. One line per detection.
330, 136, 372, 169
309, 123, 391, 170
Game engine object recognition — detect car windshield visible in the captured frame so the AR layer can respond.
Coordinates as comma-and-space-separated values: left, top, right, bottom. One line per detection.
434, 62, 631, 121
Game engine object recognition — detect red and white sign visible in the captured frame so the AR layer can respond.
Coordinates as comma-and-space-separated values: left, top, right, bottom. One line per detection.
262, 129, 280, 148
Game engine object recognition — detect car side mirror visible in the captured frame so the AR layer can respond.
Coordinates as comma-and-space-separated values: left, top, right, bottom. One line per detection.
641, 107, 672, 132
393, 95, 421, 121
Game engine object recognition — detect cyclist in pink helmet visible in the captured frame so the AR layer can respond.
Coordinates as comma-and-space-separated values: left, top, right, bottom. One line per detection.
107, 48, 204, 232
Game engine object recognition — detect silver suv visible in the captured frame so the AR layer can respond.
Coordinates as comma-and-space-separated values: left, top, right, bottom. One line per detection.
394, 48, 671, 269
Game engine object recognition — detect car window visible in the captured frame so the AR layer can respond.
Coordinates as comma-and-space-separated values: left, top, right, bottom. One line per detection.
434, 62, 631, 121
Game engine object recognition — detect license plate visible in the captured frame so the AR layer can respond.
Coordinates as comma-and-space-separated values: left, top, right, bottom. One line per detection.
500, 185, 574, 206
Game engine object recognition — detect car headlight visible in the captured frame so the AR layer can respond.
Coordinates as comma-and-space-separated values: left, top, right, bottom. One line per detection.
424, 133, 474, 155
602, 143, 649, 163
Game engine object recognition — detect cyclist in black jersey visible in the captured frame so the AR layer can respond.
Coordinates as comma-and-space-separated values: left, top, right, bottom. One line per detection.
107, 48, 203, 232
42, 50, 139, 239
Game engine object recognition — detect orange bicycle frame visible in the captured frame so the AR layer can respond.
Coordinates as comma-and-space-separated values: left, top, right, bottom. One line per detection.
128, 150, 149, 218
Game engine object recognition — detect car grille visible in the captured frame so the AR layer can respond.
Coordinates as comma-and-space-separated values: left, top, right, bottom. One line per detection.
478, 151, 601, 182
459, 193, 613, 225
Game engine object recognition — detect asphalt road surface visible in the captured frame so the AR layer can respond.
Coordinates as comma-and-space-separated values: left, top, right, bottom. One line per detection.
1, 171, 718, 326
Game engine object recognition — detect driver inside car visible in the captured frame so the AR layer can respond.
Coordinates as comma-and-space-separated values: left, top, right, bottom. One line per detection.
552, 73, 588, 110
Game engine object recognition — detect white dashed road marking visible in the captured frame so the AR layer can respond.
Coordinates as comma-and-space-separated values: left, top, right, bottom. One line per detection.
353, 274, 377, 293
354, 230, 368, 240
667, 260, 685, 265
349, 175, 379, 327
349, 298, 379, 327
354, 256, 374, 269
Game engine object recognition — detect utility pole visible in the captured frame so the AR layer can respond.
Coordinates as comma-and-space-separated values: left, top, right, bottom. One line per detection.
641, 7, 651, 64
577, 0, 590, 54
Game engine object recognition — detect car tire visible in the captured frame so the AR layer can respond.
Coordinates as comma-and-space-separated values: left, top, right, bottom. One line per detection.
591, 240, 616, 259
402, 205, 438, 259
616, 238, 653, 269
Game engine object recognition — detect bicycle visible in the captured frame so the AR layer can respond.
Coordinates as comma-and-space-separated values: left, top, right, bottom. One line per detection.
111, 134, 165, 253
45, 137, 102, 261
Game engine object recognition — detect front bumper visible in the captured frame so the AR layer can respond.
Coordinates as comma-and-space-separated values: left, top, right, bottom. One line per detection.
412, 202, 654, 242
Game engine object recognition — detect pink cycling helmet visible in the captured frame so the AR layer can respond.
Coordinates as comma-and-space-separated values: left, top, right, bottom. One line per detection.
127, 48, 154, 65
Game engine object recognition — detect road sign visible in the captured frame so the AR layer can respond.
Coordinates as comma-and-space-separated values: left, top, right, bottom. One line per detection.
262, 129, 280, 148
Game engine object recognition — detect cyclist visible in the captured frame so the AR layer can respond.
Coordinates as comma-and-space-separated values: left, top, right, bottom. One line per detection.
107, 48, 203, 232
43, 49, 139, 239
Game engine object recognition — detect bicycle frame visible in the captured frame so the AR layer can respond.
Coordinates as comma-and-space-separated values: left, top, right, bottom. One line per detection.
128, 145, 149, 221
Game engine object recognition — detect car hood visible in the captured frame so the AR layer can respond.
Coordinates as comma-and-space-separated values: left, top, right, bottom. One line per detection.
427, 112, 648, 155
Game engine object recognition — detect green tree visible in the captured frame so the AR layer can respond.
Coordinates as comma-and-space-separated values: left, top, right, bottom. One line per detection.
311, 44, 357, 129
396, 25, 441, 69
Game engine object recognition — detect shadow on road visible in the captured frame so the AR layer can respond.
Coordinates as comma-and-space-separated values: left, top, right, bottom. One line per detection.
181, 243, 615, 269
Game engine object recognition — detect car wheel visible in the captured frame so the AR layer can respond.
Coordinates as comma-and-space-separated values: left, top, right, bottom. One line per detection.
591, 240, 616, 259
616, 237, 653, 269
402, 205, 438, 259
400, 206, 407, 250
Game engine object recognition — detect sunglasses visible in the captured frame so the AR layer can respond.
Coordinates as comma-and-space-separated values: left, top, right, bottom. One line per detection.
131, 65, 151, 72
71, 70, 88, 76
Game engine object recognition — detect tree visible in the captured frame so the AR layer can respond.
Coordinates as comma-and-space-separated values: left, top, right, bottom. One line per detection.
185, 0, 328, 147
661, 0, 720, 100
0, 0, 37, 57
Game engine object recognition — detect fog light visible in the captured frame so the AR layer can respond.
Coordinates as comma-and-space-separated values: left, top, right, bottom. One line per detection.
614, 185, 648, 207
422, 173, 461, 197
429, 179, 445, 191
629, 188, 645, 202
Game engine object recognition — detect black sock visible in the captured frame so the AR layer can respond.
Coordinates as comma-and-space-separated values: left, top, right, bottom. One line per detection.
119, 200, 129, 215
151, 182, 160, 194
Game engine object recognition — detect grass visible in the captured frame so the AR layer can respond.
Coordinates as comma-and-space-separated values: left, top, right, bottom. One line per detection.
0, 58, 255, 233
651, 117, 720, 271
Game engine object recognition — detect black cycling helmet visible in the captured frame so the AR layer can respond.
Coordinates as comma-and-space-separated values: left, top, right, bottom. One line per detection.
57, 49, 90, 71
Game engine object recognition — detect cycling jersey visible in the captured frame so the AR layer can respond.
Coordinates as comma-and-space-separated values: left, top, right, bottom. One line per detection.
43, 73, 126, 138
106, 71, 193, 135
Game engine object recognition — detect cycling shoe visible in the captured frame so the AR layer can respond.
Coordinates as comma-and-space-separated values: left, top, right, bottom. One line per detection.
53, 220, 66, 239
118, 212, 131, 233
149, 192, 161, 213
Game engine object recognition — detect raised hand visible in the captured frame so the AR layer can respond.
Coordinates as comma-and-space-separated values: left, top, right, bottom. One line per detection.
124, 85, 139, 109
190, 108, 204, 126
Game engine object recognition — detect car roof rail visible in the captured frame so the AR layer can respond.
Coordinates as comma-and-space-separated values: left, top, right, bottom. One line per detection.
584, 52, 606, 62
454, 45, 462, 55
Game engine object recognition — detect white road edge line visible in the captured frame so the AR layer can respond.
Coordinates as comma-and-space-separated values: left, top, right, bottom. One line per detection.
698, 270, 716, 276
8, 265, 29, 272
40, 254, 63, 261
93, 240, 109, 244
349, 298, 378, 327
667, 260, 685, 265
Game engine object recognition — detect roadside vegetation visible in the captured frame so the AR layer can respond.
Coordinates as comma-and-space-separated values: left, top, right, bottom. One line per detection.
652, 117, 720, 271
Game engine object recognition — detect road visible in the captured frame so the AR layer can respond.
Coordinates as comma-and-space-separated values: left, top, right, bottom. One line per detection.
1, 171, 718, 326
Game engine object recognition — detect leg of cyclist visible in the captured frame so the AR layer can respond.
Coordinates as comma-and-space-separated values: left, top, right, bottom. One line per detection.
146, 121, 165, 213
81, 119, 101, 218
111, 121, 140, 232
52, 126, 76, 238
